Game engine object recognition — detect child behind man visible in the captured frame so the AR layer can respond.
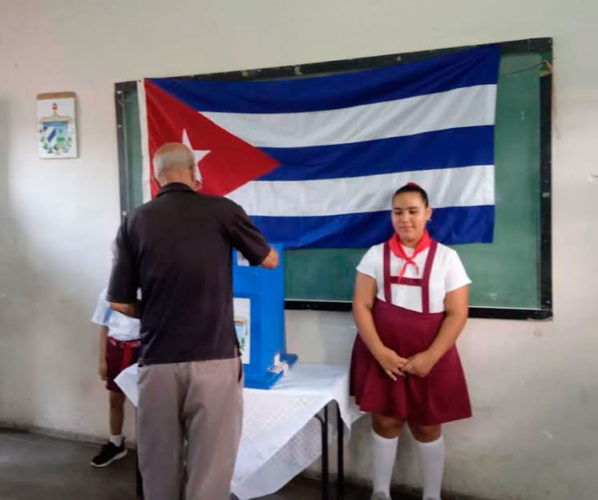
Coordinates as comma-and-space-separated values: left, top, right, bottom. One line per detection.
90, 287, 140, 467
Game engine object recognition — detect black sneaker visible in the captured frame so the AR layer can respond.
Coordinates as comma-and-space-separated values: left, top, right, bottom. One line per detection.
90, 441, 127, 467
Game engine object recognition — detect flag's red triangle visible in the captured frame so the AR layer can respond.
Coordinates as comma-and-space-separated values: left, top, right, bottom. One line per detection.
145, 80, 280, 197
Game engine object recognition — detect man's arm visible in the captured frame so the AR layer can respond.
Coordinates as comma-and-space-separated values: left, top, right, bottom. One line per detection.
228, 203, 278, 268
107, 217, 139, 310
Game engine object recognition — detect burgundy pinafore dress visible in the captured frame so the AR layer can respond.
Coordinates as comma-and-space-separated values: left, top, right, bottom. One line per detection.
350, 240, 472, 425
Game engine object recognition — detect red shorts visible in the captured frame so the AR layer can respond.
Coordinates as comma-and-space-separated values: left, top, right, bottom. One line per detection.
106, 337, 140, 393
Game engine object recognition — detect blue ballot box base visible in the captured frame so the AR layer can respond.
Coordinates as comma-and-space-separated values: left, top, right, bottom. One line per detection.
244, 353, 299, 389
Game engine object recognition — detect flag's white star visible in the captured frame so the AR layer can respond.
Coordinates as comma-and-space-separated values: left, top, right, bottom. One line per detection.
182, 129, 210, 183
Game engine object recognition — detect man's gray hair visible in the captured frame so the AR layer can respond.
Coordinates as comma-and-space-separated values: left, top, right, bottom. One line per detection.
153, 143, 196, 180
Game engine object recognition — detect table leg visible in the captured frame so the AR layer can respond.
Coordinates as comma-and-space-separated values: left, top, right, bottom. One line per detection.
321, 404, 329, 500
136, 454, 144, 499
135, 409, 143, 500
336, 403, 344, 500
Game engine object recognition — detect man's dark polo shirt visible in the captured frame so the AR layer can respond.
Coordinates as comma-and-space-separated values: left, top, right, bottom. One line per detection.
107, 183, 270, 365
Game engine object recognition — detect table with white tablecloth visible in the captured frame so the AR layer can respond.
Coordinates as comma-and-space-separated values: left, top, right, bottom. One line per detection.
115, 363, 362, 499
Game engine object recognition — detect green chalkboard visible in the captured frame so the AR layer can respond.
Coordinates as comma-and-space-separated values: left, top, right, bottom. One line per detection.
116, 84, 144, 211
115, 39, 552, 319
454, 53, 543, 310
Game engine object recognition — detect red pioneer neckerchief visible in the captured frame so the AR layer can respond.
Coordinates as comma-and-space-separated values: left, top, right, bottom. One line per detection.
388, 229, 432, 281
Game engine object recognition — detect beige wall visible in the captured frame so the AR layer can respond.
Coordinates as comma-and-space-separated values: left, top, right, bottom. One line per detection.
1, 1, 597, 498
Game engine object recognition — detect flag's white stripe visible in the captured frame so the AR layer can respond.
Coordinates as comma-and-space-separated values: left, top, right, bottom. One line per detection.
227, 165, 494, 217
202, 85, 496, 149
138, 80, 152, 204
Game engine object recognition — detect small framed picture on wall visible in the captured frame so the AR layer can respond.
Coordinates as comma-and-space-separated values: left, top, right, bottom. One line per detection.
37, 92, 78, 158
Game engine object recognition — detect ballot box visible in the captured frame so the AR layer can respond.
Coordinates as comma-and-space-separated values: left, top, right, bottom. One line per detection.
233, 244, 298, 389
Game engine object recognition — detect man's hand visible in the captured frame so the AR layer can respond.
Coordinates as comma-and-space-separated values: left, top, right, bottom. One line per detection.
373, 346, 409, 381
402, 351, 438, 378
99, 360, 108, 381
260, 247, 279, 269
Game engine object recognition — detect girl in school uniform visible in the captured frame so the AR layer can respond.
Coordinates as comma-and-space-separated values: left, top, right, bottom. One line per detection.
350, 183, 472, 500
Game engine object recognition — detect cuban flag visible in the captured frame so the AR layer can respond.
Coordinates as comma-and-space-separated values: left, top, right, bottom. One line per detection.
142, 46, 500, 249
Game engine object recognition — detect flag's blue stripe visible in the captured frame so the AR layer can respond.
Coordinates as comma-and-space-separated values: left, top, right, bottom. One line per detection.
253, 205, 494, 249
149, 46, 499, 114
258, 126, 494, 181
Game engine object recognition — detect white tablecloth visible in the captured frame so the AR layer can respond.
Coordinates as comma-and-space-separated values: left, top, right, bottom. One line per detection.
115, 363, 362, 499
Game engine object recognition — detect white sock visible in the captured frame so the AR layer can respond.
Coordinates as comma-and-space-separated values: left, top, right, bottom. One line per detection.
109, 434, 123, 447
371, 429, 399, 496
414, 435, 445, 500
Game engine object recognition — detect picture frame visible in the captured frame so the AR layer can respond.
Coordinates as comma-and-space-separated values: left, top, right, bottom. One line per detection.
37, 91, 78, 158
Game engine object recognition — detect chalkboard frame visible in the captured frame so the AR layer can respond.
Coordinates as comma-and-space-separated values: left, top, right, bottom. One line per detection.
114, 37, 552, 320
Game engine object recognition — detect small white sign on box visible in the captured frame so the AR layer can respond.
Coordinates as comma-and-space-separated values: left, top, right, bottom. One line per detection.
233, 297, 251, 364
